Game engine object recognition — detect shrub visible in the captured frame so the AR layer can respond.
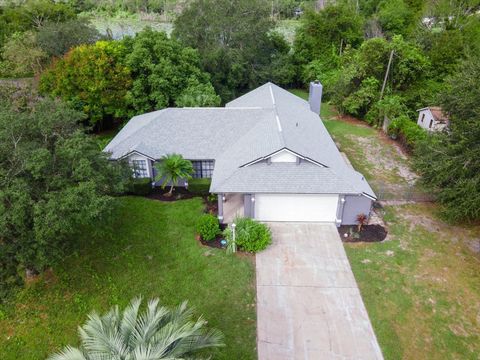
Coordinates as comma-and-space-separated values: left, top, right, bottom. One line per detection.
388, 115, 427, 149
188, 178, 211, 194
224, 217, 272, 253
196, 214, 220, 241
129, 178, 152, 196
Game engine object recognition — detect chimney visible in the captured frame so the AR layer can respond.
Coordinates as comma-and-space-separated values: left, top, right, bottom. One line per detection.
308, 80, 322, 115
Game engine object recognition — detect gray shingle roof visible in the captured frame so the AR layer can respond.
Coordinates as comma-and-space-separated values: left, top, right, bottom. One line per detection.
104, 82, 376, 198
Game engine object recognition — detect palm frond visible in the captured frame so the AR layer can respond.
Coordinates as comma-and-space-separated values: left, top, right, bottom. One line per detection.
47, 345, 88, 360
49, 298, 223, 360
120, 297, 142, 349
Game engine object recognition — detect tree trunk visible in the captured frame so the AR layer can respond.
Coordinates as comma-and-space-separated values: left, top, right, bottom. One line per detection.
165, 183, 175, 197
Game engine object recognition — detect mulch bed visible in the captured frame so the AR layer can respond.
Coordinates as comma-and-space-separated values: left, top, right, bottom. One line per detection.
146, 187, 198, 202
338, 225, 387, 243
147, 188, 219, 216
197, 224, 228, 249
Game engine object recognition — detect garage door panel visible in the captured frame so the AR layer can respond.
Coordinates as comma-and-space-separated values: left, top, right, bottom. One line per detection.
255, 194, 338, 222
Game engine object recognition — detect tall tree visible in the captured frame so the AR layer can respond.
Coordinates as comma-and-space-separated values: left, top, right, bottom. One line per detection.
39, 40, 132, 129
293, 4, 364, 65
123, 28, 219, 113
173, 0, 288, 100
414, 55, 480, 221
331, 35, 430, 118
0, 0, 76, 49
0, 31, 48, 77
48, 298, 224, 360
0, 96, 129, 299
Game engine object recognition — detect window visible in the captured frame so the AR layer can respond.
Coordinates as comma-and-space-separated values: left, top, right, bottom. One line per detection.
421, 113, 425, 122
429, 119, 433, 128
192, 160, 214, 178
131, 159, 149, 178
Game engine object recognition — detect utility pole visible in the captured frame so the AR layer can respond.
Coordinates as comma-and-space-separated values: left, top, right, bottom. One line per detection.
380, 50, 394, 100
380, 50, 394, 131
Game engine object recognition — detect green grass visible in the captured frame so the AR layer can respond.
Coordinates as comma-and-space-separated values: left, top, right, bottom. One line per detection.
288, 88, 308, 100
288, 89, 338, 120
0, 197, 256, 359
345, 204, 480, 359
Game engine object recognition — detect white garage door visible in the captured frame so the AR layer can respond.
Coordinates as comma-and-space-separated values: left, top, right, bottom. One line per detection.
254, 194, 339, 222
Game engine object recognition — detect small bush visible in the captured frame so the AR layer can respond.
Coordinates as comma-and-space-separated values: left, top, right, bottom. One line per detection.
196, 214, 220, 241
129, 178, 152, 196
188, 178, 211, 194
388, 115, 427, 149
224, 218, 272, 253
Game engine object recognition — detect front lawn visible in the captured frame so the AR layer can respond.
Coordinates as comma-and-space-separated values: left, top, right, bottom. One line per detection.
0, 197, 256, 359
346, 204, 480, 359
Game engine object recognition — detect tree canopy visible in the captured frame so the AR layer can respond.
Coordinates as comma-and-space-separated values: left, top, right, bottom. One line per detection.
39, 29, 220, 127
293, 4, 364, 65
173, 0, 292, 100
39, 40, 133, 128
0, 95, 129, 300
414, 55, 480, 221
36, 19, 101, 58
123, 28, 220, 113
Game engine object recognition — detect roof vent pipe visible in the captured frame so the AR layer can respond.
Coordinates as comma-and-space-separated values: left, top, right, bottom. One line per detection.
308, 80, 323, 115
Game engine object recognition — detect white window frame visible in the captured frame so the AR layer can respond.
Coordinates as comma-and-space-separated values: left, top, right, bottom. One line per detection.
131, 159, 149, 178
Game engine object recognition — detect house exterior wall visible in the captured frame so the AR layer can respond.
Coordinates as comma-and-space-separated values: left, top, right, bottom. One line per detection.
417, 109, 447, 132
127, 153, 153, 179
340, 194, 373, 225
270, 150, 297, 163
244, 194, 255, 217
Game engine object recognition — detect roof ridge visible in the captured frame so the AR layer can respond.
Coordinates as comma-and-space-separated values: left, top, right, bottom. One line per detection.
176, 107, 263, 110
269, 84, 285, 147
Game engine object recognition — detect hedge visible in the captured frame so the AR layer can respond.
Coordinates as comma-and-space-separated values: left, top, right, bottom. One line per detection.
129, 178, 152, 196
388, 115, 427, 149
188, 178, 211, 194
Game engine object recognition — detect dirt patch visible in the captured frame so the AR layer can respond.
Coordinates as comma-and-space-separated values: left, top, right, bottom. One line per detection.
339, 225, 388, 242
347, 134, 418, 185
335, 113, 370, 127
394, 204, 480, 255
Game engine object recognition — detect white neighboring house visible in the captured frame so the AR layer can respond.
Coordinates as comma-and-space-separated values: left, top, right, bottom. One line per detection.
417, 107, 449, 132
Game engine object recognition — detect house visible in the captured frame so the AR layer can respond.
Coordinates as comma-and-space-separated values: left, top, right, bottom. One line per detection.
417, 107, 449, 132
104, 82, 376, 225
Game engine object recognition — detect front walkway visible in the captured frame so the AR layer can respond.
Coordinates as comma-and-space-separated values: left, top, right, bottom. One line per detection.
256, 223, 383, 359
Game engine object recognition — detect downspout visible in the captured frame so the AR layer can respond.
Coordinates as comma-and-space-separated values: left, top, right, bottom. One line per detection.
217, 193, 224, 223
335, 195, 346, 227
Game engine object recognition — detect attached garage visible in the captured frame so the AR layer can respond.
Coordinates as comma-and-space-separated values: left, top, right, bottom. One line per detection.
254, 194, 339, 222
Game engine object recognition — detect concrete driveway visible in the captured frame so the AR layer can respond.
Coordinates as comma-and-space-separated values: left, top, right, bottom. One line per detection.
256, 223, 383, 360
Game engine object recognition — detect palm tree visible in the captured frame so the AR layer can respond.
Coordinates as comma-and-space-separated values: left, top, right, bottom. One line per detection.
48, 298, 224, 360
155, 153, 194, 196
